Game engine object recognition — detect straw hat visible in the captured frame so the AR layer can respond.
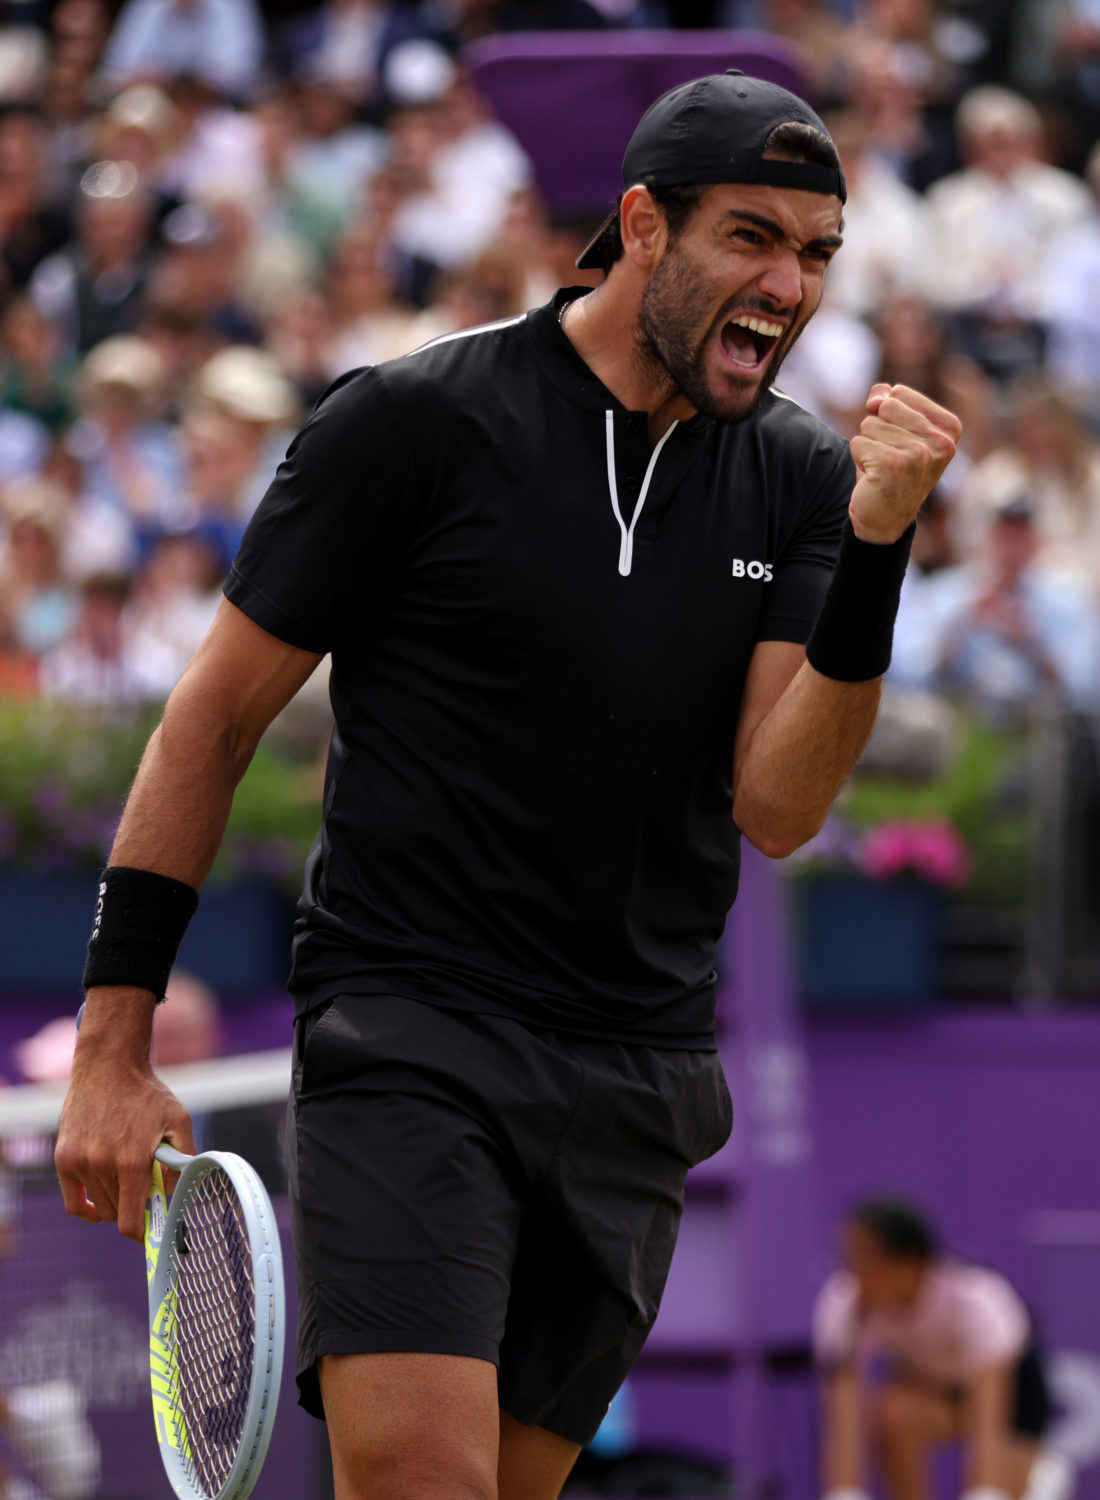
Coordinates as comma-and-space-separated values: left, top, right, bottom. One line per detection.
80, 335, 168, 401
194, 346, 298, 426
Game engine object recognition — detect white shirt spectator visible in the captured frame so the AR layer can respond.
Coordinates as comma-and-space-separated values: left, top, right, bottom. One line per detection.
923, 160, 1091, 319
392, 119, 532, 270
824, 156, 929, 320
103, 0, 266, 99
39, 628, 179, 703
1039, 212, 1100, 402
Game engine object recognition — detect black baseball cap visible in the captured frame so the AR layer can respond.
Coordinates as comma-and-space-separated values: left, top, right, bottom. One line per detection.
575, 69, 846, 270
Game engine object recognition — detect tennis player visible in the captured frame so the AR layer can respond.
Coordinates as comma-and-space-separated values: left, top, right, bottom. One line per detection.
815, 1198, 1065, 1500
56, 72, 960, 1500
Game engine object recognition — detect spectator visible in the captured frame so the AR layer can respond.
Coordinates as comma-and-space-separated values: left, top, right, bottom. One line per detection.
187, 343, 300, 521
0, 478, 79, 665
1039, 139, 1100, 408
64, 333, 186, 529
841, 32, 958, 191
91, 83, 183, 209
816, 110, 929, 321
263, 283, 335, 409
378, 238, 530, 356
909, 492, 1100, 723
385, 47, 532, 271
30, 161, 156, 355
38, 569, 178, 703
280, 0, 452, 120
955, 378, 1100, 586
0, 110, 72, 297
101, 0, 267, 103
0, 295, 76, 435
281, 75, 388, 258
153, 72, 267, 205
146, 200, 262, 348
126, 529, 225, 681
717, 0, 848, 96
922, 85, 1092, 382
320, 223, 418, 375
872, 294, 998, 466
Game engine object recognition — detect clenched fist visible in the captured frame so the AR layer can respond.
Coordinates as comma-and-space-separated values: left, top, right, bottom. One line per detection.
849, 383, 961, 545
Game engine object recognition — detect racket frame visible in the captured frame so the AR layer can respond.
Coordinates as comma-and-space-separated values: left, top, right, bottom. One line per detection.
145, 1144, 285, 1500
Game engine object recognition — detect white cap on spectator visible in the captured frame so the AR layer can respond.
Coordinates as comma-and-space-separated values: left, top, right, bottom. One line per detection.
80, 335, 168, 401
384, 40, 457, 106
2, 476, 69, 536
195, 346, 298, 426
955, 86, 1042, 142
0, 28, 46, 104
106, 83, 177, 141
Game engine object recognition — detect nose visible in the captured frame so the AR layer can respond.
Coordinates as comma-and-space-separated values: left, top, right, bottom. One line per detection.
754, 247, 803, 311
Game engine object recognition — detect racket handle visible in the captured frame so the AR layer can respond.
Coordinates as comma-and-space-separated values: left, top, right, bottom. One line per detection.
154, 1144, 193, 1172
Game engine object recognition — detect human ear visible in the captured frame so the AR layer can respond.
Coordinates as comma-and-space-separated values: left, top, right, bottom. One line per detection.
619, 185, 666, 268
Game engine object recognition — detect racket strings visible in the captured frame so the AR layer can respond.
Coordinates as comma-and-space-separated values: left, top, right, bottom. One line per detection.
165, 1167, 258, 1499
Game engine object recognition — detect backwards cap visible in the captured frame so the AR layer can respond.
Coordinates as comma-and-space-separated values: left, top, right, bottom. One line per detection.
575, 69, 846, 270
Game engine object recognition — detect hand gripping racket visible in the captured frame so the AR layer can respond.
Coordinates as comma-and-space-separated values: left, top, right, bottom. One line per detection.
144, 1143, 285, 1500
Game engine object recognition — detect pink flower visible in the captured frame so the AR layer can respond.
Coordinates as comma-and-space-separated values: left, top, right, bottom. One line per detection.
860, 818, 972, 889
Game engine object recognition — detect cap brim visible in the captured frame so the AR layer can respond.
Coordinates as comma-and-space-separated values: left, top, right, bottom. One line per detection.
575, 207, 618, 271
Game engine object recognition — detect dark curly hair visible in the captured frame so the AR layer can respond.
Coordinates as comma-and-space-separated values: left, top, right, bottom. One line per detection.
849, 1197, 940, 1262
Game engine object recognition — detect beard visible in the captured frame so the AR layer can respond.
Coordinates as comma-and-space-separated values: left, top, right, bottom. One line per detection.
637, 240, 808, 425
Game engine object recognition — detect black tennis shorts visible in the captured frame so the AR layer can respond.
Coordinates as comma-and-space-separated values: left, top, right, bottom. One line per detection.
287, 993, 733, 1445
926, 1342, 1052, 1438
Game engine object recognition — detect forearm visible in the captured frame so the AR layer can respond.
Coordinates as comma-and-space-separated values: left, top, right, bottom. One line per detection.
107, 690, 247, 889
734, 662, 881, 859
78, 679, 261, 1056
821, 1370, 866, 1491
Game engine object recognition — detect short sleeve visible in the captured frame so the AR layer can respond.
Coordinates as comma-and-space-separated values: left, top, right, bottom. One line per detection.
813, 1270, 862, 1369
224, 366, 416, 654
954, 1270, 1030, 1372
756, 441, 854, 646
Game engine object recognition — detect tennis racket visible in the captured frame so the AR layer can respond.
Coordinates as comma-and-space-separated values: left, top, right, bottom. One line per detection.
144, 1142, 285, 1500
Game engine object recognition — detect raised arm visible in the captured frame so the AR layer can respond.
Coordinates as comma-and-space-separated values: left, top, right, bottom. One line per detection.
55, 598, 323, 1241
734, 383, 960, 858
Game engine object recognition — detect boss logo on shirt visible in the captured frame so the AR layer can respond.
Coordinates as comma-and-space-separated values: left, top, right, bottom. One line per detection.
732, 559, 774, 581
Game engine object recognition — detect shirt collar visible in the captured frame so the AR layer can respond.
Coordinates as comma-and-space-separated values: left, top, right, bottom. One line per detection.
527, 288, 712, 434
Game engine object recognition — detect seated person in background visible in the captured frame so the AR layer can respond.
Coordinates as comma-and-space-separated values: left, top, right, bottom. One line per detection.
890, 492, 1100, 724
814, 1197, 1068, 1500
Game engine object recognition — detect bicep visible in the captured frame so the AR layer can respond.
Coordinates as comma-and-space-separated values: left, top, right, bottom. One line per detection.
732, 639, 806, 785
165, 598, 324, 770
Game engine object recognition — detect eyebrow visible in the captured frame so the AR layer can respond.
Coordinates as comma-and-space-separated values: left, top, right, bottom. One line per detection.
721, 208, 844, 253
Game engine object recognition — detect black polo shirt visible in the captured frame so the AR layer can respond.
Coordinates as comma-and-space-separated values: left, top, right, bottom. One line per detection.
224, 289, 854, 1047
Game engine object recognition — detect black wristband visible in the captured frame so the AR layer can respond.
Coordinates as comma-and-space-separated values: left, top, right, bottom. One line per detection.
805, 519, 915, 682
82, 866, 200, 1000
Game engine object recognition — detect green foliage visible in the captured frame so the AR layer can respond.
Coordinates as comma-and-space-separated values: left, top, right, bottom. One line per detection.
0, 699, 322, 888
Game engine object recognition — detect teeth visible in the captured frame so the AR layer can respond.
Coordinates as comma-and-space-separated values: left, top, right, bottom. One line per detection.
731, 315, 784, 338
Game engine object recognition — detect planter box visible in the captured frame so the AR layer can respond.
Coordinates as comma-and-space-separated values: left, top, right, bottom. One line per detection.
793, 876, 943, 1009
0, 873, 294, 994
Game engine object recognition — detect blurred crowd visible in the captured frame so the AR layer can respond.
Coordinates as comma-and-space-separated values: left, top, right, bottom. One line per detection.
0, 0, 1099, 732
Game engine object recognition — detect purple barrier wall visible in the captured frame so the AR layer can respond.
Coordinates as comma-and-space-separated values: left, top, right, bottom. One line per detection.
0, 1180, 325, 1500
465, 30, 812, 215
808, 1009, 1100, 1497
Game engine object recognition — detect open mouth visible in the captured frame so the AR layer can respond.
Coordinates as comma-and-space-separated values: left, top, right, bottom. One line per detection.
719, 313, 785, 374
